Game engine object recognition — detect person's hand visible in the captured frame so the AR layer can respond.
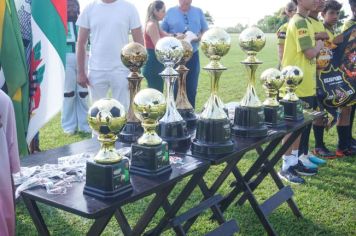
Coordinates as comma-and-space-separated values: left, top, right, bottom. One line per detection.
316, 39, 324, 51
315, 32, 329, 41
77, 72, 90, 88
175, 33, 186, 40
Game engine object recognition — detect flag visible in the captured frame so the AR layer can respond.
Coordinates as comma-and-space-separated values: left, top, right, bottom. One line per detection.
0, 0, 29, 156
26, 0, 67, 144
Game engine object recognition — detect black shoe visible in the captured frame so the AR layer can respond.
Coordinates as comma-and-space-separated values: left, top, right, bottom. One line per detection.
293, 161, 318, 176
278, 167, 305, 184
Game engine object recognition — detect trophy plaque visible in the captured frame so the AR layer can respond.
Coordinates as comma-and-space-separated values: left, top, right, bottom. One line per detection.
260, 68, 285, 127
84, 98, 132, 199
155, 37, 191, 151
232, 27, 268, 138
175, 40, 197, 130
191, 27, 234, 157
279, 66, 304, 121
119, 42, 147, 143
130, 88, 171, 177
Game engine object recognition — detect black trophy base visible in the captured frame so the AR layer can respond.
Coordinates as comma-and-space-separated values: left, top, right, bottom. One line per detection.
232, 105, 268, 138
159, 121, 191, 151
119, 122, 144, 143
264, 105, 286, 128
178, 108, 197, 130
84, 160, 132, 200
280, 99, 304, 121
191, 118, 234, 157
130, 141, 172, 177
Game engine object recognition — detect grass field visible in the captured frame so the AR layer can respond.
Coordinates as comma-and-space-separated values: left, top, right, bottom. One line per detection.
16, 34, 356, 236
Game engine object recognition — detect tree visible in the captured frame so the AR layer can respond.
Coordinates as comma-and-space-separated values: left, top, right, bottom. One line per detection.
204, 11, 214, 25
256, 7, 287, 33
225, 23, 248, 33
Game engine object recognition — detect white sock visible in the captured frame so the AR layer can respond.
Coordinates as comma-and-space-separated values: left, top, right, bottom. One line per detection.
282, 154, 298, 171
291, 149, 299, 158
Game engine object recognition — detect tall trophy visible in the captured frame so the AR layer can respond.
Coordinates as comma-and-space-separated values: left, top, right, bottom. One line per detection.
175, 40, 197, 130
232, 27, 268, 138
119, 43, 147, 143
260, 68, 285, 127
156, 37, 191, 151
191, 27, 234, 157
84, 98, 132, 199
130, 88, 171, 177
279, 66, 304, 121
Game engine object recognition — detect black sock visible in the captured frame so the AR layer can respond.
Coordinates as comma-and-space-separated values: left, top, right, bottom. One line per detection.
299, 124, 312, 155
337, 125, 350, 150
350, 105, 355, 140
313, 125, 325, 148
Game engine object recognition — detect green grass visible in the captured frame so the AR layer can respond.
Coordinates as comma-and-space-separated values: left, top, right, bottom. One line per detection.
16, 34, 356, 236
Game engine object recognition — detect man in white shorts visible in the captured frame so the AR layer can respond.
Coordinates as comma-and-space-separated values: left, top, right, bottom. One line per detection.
76, 0, 144, 109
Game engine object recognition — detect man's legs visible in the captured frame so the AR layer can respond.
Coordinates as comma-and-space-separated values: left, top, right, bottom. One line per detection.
88, 70, 110, 104
109, 68, 130, 110
61, 53, 78, 134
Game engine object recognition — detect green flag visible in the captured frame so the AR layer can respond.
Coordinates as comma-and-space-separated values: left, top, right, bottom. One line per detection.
0, 0, 29, 156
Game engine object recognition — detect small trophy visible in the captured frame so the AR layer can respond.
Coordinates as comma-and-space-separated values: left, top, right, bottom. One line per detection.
279, 66, 304, 121
130, 88, 171, 177
175, 40, 197, 130
232, 27, 268, 138
260, 68, 285, 127
119, 42, 147, 143
191, 27, 234, 157
156, 37, 191, 151
84, 98, 132, 199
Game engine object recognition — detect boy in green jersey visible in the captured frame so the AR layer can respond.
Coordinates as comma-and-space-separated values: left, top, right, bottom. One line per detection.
279, 0, 324, 184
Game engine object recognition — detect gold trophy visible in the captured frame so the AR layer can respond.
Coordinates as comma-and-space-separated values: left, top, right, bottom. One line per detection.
260, 68, 285, 127
155, 37, 191, 151
84, 98, 132, 199
175, 40, 197, 129
232, 27, 268, 137
119, 42, 147, 143
191, 27, 234, 157
279, 66, 304, 121
130, 88, 171, 177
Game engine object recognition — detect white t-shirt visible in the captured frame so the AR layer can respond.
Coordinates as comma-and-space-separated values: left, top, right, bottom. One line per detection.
76, 0, 141, 71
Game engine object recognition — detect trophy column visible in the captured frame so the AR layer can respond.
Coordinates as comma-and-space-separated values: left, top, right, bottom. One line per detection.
191, 28, 234, 157
119, 43, 147, 143
175, 40, 197, 130
130, 88, 171, 177
155, 37, 191, 151
232, 27, 268, 138
84, 99, 132, 199
260, 68, 285, 127
279, 66, 304, 121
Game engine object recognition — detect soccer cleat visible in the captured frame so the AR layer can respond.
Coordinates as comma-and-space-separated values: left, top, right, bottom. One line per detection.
308, 154, 327, 165
299, 154, 318, 169
278, 168, 305, 184
293, 161, 318, 176
312, 146, 336, 159
336, 147, 356, 157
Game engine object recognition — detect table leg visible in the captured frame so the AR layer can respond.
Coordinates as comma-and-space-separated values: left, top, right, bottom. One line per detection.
87, 212, 115, 236
114, 207, 133, 235
22, 195, 50, 236
130, 183, 176, 236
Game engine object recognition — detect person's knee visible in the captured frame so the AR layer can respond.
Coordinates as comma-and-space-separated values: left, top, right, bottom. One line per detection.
64, 91, 75, 98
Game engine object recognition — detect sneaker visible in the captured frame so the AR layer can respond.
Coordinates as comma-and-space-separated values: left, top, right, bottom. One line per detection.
299, 154, 318, 169
278, 167, 305, 184
308, 154, 327, 165
336, 147, 356, 157
293, 161, 318, 176
312, 146, 336, 159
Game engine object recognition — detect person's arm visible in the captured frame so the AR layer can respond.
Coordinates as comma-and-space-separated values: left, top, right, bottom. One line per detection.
303, 39, 323, 59
76, 27, 90, 88
131, 26, 144, 45
278, 43, 284, 64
